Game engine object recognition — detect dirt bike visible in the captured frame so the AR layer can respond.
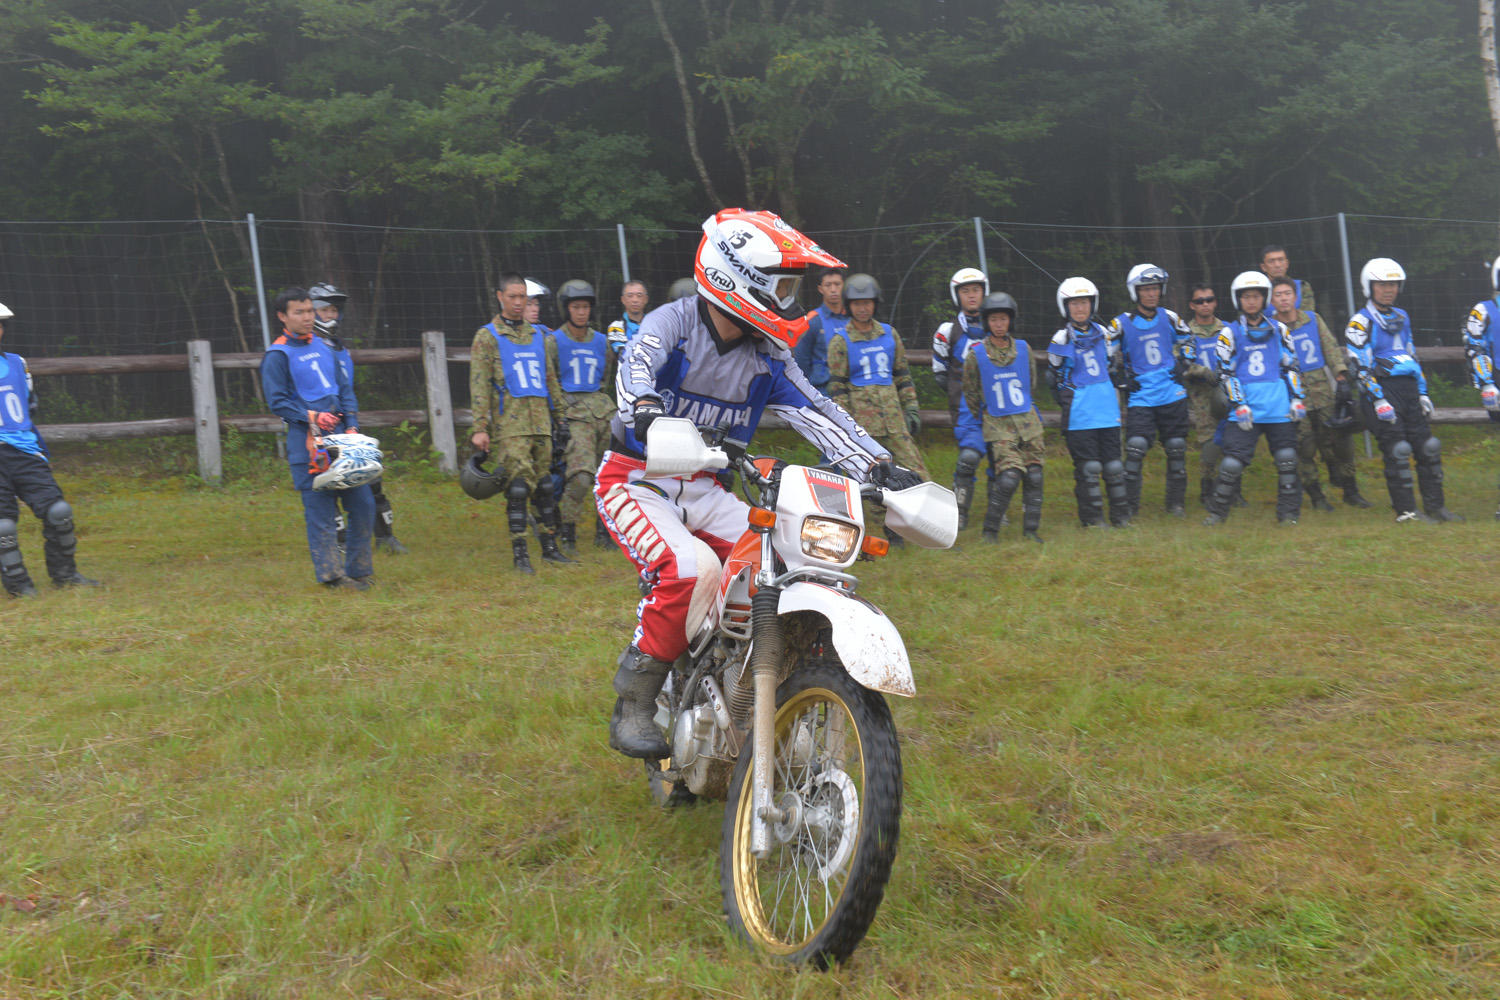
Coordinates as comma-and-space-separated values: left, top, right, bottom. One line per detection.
637, 418, 957, 968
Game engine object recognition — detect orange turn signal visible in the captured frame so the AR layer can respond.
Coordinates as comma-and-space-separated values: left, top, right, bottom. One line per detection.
860, 535, 889, 557
747, 507, 777, 528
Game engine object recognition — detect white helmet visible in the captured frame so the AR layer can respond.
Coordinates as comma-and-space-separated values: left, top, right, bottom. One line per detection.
1230, 271, 1272, 310
523, 278, 549, 300
949, 267, 989, 306
1490, 257, 1500, 292
0, 302, 11, 321
1360, 257, 1405, 299
1056, 276, 1099, 317
694, 208, 845, 349
312, 433, 384, 491
1126, 263, 1169, 303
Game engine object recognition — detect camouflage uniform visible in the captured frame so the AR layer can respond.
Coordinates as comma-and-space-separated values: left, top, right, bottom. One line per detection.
825, 322, 928, 477
1186, 317, 1226, 496
468, 315, 564, 539
556, 326, 617, 527
962, 336, 1045, 469
1280, 308, 1356, 495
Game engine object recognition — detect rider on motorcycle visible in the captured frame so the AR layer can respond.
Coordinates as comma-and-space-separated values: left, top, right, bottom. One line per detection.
595, 208, 924, 759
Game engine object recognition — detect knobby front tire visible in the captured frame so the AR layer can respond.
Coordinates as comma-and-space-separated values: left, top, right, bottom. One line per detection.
718, 659, 902, 968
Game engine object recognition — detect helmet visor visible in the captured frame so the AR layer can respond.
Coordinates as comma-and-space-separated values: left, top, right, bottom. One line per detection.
771, 274, 802, 311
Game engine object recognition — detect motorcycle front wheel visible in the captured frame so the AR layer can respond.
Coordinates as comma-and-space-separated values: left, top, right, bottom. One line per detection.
718, 658, 902, 968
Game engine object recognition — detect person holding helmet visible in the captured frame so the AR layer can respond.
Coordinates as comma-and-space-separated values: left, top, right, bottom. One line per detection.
932, 266, 992, 528
1108, 263, 1195, 518
1202, 271, 1307, 526
1462, 257, 1500, 518
826, 272, 927, 543
551, 279, 615, 553
0, 300, 101, 596
469, 272, 572, 573
792, 266, 849, 397
1048, 277, 1131, 528
1260, 245, 1316, 315
1269, 276, 1368, 511
1345, 258, 1460, 523
309, 282, 410, 554
261, 286, 377, 589
523, 278, 552, 334
667, 277, 698, 302
964, 291, 1044, 542
1183, 283, 1233, 506
605, 280, 650, 359
596, 209, 920, 759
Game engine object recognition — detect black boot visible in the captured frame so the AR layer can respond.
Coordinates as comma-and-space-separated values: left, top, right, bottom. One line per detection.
609, 647, 671, 759
594, 519, 612, 549
981, 469, 1020, 542
539, 532, 576, 564
1306, 483, 1333, 512
1199, 475, 1215, 508
512, 537, 535, 574
1342, 484, 1372, 508
1021, 465, 1043, 543
374, 535, 409, 555
559, 523, 577, 556
0, 518, 38, 596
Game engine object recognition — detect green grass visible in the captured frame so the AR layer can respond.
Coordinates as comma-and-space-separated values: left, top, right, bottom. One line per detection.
3, 427, 1500, 998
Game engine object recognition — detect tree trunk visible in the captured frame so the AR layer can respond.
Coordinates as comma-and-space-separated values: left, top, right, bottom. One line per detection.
649, 0, 723, 206
1480, 0, 1500, 222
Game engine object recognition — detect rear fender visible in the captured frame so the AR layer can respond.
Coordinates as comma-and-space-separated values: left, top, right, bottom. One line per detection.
777, 581, 915, 697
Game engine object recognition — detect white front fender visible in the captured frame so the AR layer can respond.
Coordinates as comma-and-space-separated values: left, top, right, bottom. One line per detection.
778, 581, 915, 697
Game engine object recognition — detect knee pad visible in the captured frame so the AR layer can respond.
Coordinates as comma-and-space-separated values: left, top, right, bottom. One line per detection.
1391, 440, 1413, 463
1164, 437, 1187, 460
1081, 460, 1103, 482
533, 477, 555, 502
44, 499, 74, 532
0, 518, 19, 558
1024, 464, 1043, 490
996, 468, 1022, 492
955, 448, 983, 478
1218, 456, 1245, 480
1102, 459, 1125, 481
1273, 447, 1298, 474
506, 480, 531, 502
1124, 436, 1150, 462
1420, 436, 1442, 463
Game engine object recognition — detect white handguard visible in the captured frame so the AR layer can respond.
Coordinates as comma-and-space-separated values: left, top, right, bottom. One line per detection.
642, 417, 730, 478
881, 481, 959, 549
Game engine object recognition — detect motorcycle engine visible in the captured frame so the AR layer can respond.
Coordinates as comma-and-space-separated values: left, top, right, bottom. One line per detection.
671, 676, 737, 798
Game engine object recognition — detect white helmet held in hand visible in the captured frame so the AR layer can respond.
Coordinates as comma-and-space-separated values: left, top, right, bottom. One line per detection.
694, 208, 845, 349
949, 266, 989, 306
0, 302, 12, 321
1056, 276, 1099, 317
1360, 257, 1405, 299
312, 433, 384, 491
1125, 263, 1169, 302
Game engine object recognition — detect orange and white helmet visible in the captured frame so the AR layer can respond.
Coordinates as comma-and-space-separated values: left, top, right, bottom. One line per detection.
694, 208, 845, 349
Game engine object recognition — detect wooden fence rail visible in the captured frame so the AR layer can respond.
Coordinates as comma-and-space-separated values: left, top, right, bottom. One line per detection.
29, 336, 1487, 483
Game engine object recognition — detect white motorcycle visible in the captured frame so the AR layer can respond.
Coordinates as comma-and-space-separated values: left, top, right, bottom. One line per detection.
638, 418, 957, 967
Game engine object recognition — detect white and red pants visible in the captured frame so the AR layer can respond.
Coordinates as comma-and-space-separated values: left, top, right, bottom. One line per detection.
594, 451, 749, 662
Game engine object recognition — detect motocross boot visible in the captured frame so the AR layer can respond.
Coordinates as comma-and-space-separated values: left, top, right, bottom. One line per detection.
610, 646, 671, 759
512, 537, 535, 574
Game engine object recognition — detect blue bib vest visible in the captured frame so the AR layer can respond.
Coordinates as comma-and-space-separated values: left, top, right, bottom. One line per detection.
973, 340, 1032, 417
1119, 310, 1187, 406
1195, 334, 1218, 369
1227, 320, 1291, 423
1478, 299, 1500, 357
1286, 315, 1325, 372
1057, 324, 1120, 431
267, 337, 341, 409
0, 353, 36, 436
837, 324, 897, 387
1356, 306, 1420, 379
489, 324, 549, 416
553, 328, 608, 393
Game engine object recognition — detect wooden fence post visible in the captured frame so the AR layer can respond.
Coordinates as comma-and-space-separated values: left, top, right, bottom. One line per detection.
187, 339, 222, 484
422, 330, 457, 474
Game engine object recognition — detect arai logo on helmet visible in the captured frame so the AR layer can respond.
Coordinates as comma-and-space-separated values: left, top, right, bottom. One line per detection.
703, 267, 735, 292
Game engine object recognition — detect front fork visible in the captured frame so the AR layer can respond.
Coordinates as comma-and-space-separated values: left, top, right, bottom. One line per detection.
748, 530, 785, 858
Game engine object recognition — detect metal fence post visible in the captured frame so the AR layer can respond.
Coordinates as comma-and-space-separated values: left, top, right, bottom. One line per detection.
247, 213, 272, 352
973, 217, 988, 276
1337, 212, 1373, 458
187, 340, 222, 484
617, 223, 631, 284
422, 330, 458, 474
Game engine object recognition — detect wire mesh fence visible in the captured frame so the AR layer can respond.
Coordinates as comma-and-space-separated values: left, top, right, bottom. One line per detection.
1, 212, 1496, 421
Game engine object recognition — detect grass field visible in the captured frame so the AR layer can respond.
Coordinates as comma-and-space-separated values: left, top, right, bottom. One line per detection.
3, 426, 1499, 998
